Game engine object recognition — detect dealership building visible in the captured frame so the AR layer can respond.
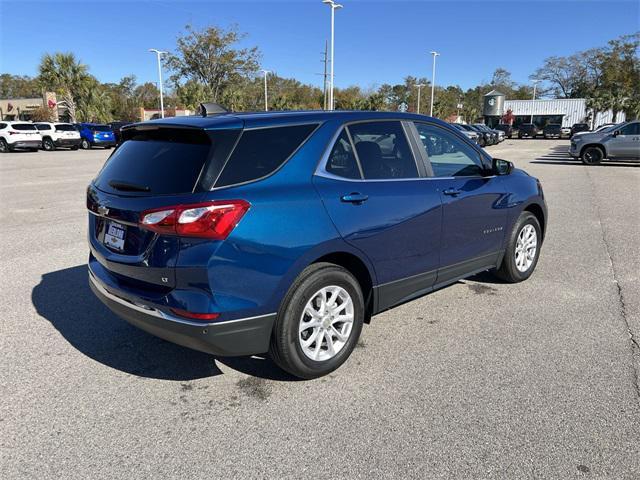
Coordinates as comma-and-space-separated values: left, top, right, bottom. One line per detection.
482, 90, 625, 129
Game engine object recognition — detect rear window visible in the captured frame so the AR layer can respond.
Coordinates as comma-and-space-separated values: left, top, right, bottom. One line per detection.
55, 124, 76, 131
95, 128, 217, 195
214, 124, 317, 187
35, 123, 51, 130
13, 123, 37, 131
90, 125, 112, 132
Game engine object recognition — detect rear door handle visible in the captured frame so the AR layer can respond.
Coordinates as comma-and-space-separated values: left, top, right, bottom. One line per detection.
341, 192, 369, 204
442, 188, 462, 196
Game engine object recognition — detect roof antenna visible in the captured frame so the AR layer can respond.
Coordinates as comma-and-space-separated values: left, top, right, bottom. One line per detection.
198, 102, 229, 117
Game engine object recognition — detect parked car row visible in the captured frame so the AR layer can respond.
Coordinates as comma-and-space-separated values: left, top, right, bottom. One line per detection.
448, 123, 505, 147
0, 120, 123, 153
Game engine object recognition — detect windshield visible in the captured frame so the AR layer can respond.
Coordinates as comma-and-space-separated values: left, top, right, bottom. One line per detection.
55, 124, 76, 131
599, 123, 622, 133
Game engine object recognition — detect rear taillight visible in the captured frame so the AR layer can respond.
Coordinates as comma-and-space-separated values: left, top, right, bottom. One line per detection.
139, 200, 250, 239
170, 308, 219, 321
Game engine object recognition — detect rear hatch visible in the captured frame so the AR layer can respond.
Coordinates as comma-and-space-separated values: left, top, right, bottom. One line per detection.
87, 124, 241, 291
90, 124, 115, 142
55, 123, 80, 139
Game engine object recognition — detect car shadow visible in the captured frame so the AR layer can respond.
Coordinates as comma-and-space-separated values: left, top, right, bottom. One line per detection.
31, 264, 296, 381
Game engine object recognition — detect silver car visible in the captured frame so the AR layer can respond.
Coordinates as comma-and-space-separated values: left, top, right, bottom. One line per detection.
570, 121, 640, 165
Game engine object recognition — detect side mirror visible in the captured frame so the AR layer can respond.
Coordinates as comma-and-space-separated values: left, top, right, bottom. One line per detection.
492, 158, 514, 175
612, 130, 620, 137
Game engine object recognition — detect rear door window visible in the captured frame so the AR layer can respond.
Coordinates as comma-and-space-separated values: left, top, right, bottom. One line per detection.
215, 124, 317, 187
347, 121, 418, 179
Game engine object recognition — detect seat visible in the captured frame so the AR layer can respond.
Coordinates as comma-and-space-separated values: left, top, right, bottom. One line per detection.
355, 141, 387, 179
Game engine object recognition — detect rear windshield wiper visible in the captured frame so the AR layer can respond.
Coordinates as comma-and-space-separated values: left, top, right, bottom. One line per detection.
108, 180, 151, 192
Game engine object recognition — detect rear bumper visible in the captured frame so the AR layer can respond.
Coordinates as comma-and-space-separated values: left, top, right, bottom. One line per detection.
10, 140, 41, 149
55, 138, 81, 147
92, 138, 115, 146
89, 269, 276, 357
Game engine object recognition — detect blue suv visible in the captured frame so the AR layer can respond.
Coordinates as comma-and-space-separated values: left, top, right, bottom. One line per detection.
76, 123, 116, 149
87, 111, 547, 379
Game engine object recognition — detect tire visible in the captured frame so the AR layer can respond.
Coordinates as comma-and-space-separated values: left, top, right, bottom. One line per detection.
270, 262, 365, 379
42, 138, 55, 151
479, 137, 486, 147
494, 212, 542, 283
581, 146, 604, 165
104, 146, 112, 149
80, 139, 91, 150
0, 138, 8, 153
70, 146, 79, 151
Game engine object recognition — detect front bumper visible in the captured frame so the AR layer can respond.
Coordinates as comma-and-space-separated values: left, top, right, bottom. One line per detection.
89, 269, 276, 356
569, 142, 580, 158
10, 140, 41, 149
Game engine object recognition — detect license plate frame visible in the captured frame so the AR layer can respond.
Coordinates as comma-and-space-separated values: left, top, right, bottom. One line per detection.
104, 221, 126, 252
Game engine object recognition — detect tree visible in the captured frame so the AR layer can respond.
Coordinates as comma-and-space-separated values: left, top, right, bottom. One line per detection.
0, 74, 41, 98
29, 106, 55, 122
38, 53, 92, 122
165, 24, 260, 104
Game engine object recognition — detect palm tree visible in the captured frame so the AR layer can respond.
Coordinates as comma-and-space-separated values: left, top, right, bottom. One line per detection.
38, 53, 91, 122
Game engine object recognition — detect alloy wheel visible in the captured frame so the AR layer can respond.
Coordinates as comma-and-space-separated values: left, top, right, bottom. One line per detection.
515, 224, 537, 273
298, 285, 354, 362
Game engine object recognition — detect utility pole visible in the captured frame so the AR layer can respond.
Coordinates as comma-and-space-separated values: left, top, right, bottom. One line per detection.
322, 41, 328, 110
261, 70, 270, 111
323, 0, 343, 111
429, 51, 440, 117
149, 49, 167, 118
415, 83, 426, 114
531, 79, 539, 124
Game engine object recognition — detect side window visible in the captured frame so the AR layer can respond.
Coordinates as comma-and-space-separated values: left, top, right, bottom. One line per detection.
414, 123, 484, 177
0, 123, 6, 129
620, 123, 640, 135
325, 129, 361, 179
348, 121, 418, 179
215, 124, 317, 187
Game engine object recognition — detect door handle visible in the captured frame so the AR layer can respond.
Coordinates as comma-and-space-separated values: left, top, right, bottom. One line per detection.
341, 192, 369, 204
442, 188, 462, 196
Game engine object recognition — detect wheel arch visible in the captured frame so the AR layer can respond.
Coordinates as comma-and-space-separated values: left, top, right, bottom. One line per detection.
523, 202, 546, 240
312, 251, 375, 323
580, 143, 606, 158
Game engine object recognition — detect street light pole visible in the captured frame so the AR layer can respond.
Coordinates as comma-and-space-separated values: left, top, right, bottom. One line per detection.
261, 70, 270, 111
530, 79, 539, 124
429, 51, 440, 117
149, 49, 167, 118
415, 83, 425, 114
323, 0, 343, 111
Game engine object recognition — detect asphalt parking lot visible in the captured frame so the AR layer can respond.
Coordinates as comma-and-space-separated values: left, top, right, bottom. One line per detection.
1, 140, 639, 479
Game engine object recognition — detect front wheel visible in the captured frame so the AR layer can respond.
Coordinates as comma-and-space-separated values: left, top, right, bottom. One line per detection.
495, 212, 542, 283
80, 139, 91, 150
582, 146, 603, 165
42, 138, 55, 151
270, 263, 364, 379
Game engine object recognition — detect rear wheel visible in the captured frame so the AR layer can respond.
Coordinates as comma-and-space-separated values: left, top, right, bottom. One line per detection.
270, 263, 364, 379
0, 138, 8, 153
42, 138, 55, 151
81, 139, 91, 150
70, 146, 79, 151
495, 212, 542, 283
582, 146, 604, 165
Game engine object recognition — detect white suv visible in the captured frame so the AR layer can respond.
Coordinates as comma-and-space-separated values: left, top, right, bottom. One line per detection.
34, 122, 81, 151
0, 121, 42, 152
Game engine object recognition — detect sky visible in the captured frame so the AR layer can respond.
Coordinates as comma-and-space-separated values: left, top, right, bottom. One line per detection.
1, 0, 638, 92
